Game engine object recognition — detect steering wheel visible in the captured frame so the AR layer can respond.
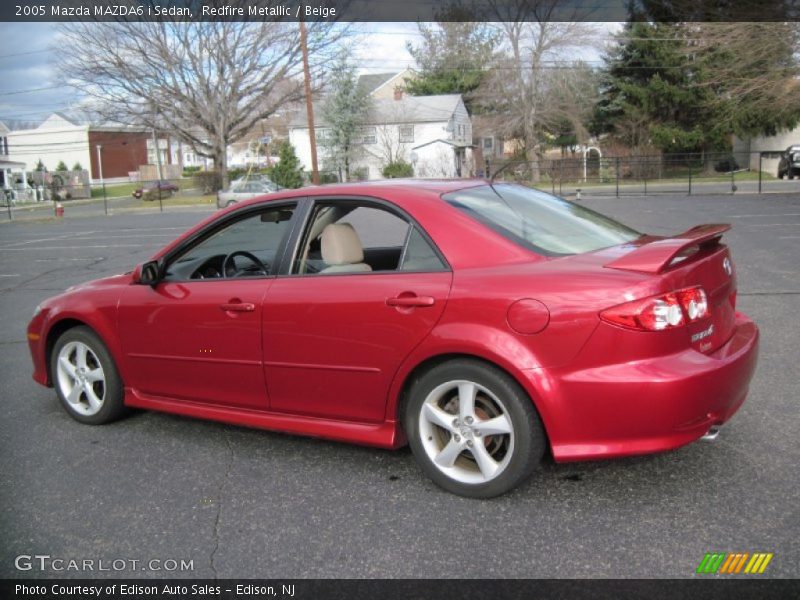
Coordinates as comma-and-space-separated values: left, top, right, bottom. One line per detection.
222, 251, 269, 278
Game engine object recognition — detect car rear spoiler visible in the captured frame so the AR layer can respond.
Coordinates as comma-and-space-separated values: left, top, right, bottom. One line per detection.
605, 224, 731, 274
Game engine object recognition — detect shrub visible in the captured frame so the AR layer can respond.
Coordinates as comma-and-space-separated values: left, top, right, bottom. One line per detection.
382, 160, 414, 178
193, 170, 223, 193
182, 166, 201, 177
72, 162, 83, 171
318, 172, 339, 184
55, 160, 68, 172
351, 167, 369, 181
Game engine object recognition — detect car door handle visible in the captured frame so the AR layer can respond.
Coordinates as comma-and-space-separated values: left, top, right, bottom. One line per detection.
386, 295, 435, 308
220, 302, 255, 313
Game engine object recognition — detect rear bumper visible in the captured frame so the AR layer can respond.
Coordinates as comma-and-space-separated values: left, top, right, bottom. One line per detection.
532, 311, 759, 462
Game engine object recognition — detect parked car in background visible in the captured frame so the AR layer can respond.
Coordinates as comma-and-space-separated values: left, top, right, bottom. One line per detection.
216, 179, 282, 208
27, 180, 758, 498
777, 145, 800, 179
132, 181, 180, 201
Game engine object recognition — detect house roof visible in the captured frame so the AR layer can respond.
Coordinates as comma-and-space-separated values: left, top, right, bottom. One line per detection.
356, 72, 398, 97
412, 138, 476, 150
290, 94, 465, 129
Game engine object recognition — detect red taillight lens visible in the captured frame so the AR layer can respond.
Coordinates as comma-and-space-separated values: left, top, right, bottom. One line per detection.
600, 287, 709, 332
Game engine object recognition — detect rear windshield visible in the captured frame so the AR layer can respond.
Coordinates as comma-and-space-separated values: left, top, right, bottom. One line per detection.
443, 184, 640, 255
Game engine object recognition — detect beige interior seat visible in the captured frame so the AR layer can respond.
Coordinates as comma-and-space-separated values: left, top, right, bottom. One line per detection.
320, 223, 372, 274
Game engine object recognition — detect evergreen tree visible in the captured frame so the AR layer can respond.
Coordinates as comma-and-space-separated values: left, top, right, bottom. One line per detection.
55, 160, 69, 172
269, 142, 304, 189
405, 22, 498, 112
72, 162, 83, 171
595, 15, 800, 156
593, 20, 726, 154
319, 54, 372, 182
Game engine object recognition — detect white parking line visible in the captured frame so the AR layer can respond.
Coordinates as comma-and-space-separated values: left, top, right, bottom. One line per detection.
729, 213, 800, 218
1, 244, 144, 250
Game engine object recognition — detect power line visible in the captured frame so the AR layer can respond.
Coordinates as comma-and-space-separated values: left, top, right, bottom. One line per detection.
0, 49, 51, 60
0, 85, 65, 97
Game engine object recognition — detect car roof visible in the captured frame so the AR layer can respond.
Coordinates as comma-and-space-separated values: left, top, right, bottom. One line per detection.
228, 178, 488, 209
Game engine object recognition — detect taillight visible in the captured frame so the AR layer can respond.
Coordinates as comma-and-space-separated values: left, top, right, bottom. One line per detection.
600, 287, 709, 332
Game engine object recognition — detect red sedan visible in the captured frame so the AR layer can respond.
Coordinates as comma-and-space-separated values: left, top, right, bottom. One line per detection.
27, 181, 758, 498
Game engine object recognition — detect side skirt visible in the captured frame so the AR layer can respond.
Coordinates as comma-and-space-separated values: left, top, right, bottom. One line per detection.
124, 388, 406, 449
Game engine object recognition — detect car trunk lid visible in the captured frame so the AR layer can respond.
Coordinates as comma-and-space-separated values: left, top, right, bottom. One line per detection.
603, 224, 737, 354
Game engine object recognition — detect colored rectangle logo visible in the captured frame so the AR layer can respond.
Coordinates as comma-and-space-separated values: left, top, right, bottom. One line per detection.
697, 552, 773, 574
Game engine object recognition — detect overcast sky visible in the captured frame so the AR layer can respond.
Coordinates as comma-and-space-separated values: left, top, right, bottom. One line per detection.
0, 22, 614, 126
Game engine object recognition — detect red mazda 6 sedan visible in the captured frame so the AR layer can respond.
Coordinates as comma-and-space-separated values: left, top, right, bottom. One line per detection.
27, 180, 759, 497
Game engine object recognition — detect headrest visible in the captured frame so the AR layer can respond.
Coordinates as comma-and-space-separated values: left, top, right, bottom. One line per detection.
321, 223, 365, 265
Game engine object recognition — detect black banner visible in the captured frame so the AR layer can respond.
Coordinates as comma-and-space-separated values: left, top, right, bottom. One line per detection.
3, 0, 800, 23
2, 579, 800, 600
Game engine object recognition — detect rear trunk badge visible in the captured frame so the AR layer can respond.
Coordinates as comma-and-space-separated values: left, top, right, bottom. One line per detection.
723, 257, 733, 276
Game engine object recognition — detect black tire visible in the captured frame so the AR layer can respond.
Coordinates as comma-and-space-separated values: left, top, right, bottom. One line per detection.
50, 326, 127, 425
404, 359, 546, 498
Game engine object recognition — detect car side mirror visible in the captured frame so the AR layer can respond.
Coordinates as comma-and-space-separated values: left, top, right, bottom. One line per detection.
138, 260, 163, 287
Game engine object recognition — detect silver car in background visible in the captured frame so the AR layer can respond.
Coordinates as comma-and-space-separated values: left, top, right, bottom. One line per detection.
216, 179, 282, 208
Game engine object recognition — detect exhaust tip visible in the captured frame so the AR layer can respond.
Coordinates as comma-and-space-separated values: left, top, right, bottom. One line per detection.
701, 425, 721, 442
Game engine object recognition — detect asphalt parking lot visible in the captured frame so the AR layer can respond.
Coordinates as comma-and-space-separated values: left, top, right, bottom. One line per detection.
0, 192, 798, 579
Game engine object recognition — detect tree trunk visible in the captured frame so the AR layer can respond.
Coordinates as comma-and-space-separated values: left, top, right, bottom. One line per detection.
215, 143, 229, 190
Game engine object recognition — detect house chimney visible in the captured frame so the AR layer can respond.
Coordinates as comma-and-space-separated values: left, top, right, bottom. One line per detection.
394, 86, 403, 101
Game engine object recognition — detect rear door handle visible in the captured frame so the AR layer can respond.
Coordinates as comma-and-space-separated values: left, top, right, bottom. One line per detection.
220, 302, 255, 313
386, 295, 435, 308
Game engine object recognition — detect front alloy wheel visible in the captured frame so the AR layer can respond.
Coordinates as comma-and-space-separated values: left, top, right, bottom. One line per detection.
51, 326, 126, 425
406, 360, 545, 498
56, 341, 106, 416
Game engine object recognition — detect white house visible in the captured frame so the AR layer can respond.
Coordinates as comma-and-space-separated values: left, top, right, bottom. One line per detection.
1, 121, 29, 198
734, 129, 800, 175
289, 90, 473, 180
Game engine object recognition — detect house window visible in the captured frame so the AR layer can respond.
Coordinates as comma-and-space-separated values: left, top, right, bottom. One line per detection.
483, 137, 494, 151
0, 136, 8, 156
399, 125, 414, 143
457, 124, 466, 140
359, 127, 377, 145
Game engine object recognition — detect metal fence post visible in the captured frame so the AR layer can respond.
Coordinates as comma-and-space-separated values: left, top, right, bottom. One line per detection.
758, 153, 763, 194
643, 158, 647, 196
615, 157, 620, 197
102, 181, 108, 216
688, 162, 692, 196
558, 159, 563, 196
5, 195, 12, 222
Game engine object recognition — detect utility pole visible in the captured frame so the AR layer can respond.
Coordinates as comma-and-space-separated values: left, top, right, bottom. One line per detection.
300, 21, 319, 185
96, 144, 107, 215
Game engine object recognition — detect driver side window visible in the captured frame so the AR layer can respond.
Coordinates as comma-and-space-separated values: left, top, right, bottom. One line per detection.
165, 204, 296, 281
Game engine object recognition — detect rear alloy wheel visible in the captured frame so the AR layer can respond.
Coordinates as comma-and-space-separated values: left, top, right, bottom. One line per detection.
405, 360, 545, 498
51, 326, 126, 425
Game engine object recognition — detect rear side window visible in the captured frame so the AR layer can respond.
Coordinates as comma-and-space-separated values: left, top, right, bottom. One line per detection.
443, 184, 640, 255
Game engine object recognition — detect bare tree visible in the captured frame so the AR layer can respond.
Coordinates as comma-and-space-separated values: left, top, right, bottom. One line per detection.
57, 13, 347, 186
479, 1, 601, 181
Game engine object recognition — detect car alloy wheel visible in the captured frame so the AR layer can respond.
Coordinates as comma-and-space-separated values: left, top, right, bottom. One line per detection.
51, 326, 126, 425
56, 341, 106, 416
405, 359, 545, 498
419, 380, 515, 485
